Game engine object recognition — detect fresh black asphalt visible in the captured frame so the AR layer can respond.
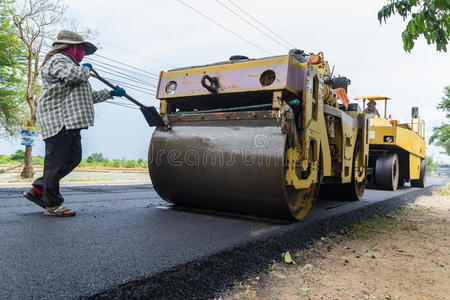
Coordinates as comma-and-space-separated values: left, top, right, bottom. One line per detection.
0, 177, 445, 299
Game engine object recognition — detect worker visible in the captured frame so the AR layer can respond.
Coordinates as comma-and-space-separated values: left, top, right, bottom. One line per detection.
364, 100, 380, 117
22, 30, 126, 217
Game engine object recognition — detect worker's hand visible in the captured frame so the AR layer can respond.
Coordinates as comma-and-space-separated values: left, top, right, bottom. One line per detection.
82, 63, 93, 70
109, 86, 126, 97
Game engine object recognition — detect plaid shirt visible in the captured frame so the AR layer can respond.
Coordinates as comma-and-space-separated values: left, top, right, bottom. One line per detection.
37, 53, 111, 139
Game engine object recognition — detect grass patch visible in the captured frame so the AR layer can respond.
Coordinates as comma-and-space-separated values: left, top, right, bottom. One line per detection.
348, 214, 399, 240
407, 205, 428, 215
400, 221, 419, 231
433, 184, 450, 196
1, 151, 148, 169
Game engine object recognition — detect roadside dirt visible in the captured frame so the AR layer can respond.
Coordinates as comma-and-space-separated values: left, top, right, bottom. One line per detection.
221, 184, 450, 300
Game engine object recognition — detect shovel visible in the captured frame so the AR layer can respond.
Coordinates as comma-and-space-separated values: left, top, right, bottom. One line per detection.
90, 68, 165, 127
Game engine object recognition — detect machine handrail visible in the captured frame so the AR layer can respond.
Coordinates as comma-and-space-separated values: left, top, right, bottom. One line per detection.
408, 119, 426, 138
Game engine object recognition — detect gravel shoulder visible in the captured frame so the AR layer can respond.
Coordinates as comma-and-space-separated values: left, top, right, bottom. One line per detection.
222, 183, 450, 300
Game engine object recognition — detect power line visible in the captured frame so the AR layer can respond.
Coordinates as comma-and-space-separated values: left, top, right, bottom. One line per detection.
83, 56, 160, 83
93, 53, 160, 78
175, 0, 272, 55
98, 40, 175, 68
214, 0, 289, 50
106, 99, 138, 108
87, 65, 158, 88
42, 34, 174, 68
38, 50, 159, 89
37, 54, 158, 97
100, 77, 157, 95
39, 52, 159, 86
225, 0, 296, 49
41, 44, 161, 79
105, 100, 140, 110
350, 86, 365, 97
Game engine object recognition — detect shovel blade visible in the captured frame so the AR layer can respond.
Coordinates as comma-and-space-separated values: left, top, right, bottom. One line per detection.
140, 106, 165, 127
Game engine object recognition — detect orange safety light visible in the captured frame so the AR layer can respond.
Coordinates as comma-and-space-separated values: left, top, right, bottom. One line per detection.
309, 54, 322, 64
392, 120, 398, 125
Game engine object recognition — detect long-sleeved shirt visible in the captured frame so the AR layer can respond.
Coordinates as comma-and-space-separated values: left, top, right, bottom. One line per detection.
363, 107, 380, 117
37, 53, 112, 140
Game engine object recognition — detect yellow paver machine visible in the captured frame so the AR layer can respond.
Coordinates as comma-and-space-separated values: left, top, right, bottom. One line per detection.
149, 50, 369, 220
354, 96, 426, 190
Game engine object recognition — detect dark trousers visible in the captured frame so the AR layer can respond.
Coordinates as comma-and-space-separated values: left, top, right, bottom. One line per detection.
33, 128, 82, 207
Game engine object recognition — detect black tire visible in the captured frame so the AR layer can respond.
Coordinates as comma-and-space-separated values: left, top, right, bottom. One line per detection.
375, 154, 399, 191
411, 159, 426, 188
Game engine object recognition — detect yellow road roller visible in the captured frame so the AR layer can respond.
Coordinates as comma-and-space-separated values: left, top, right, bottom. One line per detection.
149, 50, 369, 220
354, 95, 426, 190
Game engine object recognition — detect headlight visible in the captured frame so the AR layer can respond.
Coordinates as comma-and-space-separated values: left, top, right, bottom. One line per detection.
384, 136, 394, 143
166, 81, 177, 94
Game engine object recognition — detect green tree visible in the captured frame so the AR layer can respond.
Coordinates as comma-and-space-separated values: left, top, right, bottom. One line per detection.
2, 0, 66, 178
429, 86, 450, 155
378, 0, 450, 52
10, 149, 25, 161
425, 156, 437, 171
436, 85, 450, 117
0, 0, 27, 137
86, 152, 106, 163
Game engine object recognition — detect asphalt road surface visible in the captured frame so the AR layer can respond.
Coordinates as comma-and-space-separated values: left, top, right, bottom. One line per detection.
0, 177, 444, 299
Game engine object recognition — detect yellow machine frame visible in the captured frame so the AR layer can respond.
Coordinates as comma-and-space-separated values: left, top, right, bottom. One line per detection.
152, 50, 369, 219
354, 95, 426, 189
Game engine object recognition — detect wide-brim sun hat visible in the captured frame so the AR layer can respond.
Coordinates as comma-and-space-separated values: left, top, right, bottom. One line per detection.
52, 30, 97, 55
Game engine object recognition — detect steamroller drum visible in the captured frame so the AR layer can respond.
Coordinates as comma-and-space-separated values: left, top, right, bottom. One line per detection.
148, 125, 314, 220
375, 154, 399, 191
411, 159, 426, 188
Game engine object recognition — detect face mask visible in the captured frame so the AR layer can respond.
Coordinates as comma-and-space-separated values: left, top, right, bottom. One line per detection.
63, 44, 85, 63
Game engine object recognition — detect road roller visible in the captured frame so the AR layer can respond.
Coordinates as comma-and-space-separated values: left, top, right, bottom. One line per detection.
354, 96, 426, 190
149, 50, 369, 220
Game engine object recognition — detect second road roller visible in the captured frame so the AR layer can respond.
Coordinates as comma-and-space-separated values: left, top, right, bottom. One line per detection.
148, 50, 369, 220
354, 95, 426, 191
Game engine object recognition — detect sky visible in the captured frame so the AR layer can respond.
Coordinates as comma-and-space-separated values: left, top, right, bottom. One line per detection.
1, 0, 449, 163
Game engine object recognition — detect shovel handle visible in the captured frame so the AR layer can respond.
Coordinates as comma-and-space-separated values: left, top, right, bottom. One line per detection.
90, 68, 145, 109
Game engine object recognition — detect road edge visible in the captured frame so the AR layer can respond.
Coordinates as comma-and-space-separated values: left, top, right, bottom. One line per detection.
86, 184, 442, 300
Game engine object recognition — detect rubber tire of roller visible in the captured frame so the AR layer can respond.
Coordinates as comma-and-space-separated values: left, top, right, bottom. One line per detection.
411, 159, 426, 188
375, 154, 399, 191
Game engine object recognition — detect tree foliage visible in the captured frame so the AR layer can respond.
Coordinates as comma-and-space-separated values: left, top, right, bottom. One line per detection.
0, 0, 27, 137
2, 0, 66, 178
436, 85, 450, 118
378, 0, 450, 52
425, 156, 437, 170
86, 152, 106, 163
429, 86, 450, 155
10, 149, 25, 161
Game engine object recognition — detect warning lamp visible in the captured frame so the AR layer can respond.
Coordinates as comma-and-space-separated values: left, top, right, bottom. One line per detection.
309, 54, 322, 64
392, 120, 398, 125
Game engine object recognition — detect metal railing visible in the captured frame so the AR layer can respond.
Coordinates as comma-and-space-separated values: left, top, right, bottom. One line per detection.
410, 117, 426, 138
396, 118, 425, 138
